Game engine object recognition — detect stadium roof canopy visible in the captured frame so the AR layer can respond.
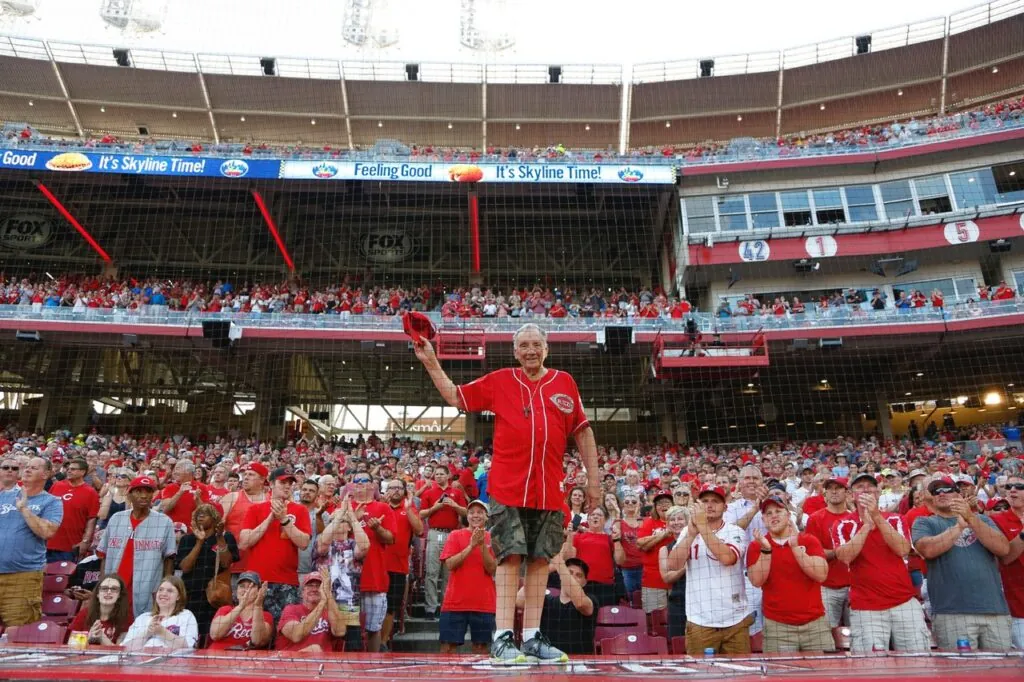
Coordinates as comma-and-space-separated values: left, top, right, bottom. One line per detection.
0, 0, 1021, 150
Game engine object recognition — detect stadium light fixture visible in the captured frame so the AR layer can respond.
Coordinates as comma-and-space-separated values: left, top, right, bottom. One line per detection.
815, 420, 824, 425
27, 100, 33, 106
819, 103, 826, 110
240, 116, 246, 122
585, 124, 590, 131
311, 119, 316, 125
897, 89, 903, 96
956, 395, 969, 404
785, 422, 796, 427
378, 121, 383, 127
736, 115, 742, 122
992, 66, 999, 73
100, 107, 106, 113
34, 182, 112, 264
905, 392, 912, 396
515, 123, 520, 130
447, 122, 453, 129
250, 189, 295, 272
700, 425, 709, 430
665, 121, 671, 128
983, 391, 1003, 406
171, 111, 177, 118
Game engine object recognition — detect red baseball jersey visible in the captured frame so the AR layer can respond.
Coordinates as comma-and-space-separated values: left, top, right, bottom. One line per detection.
832, 512, 917, 611
458, 368, 590, 511
746, 533, 827, 626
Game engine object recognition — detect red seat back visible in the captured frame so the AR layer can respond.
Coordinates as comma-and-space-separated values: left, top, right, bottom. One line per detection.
594, 623, 645, 651
596, 605, 644, 626
648, 608, 668, 638
669, 635, 687, 655
600, 632, 668, 656
42, 574, 69, 594
42, 594, 79, 623
44, 560, 77, 577
7, 620, 67, 645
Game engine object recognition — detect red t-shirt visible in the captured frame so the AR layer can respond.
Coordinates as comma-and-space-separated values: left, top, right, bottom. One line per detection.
158, 482, 212, 527
902, 505, 933, 576
804, 508, 852, 588
68, 608, 127, 644
990, 510, 1024, 618
572, 532, 615, 585
206, 486, 230, 505
353, 500, 396, 593
276, 603, 333, 651
638, 517, 672, 589
419, 484, 468, 531
801, 495, 826, 517
384, 502, 417, 574
832, 512, 917, 611
458, 368, 590, 511
242, 500, 312, 585
47, 480, 100, 552
207, 606, 274, 650
747, 533, 826, 625
439, 528, 496, 613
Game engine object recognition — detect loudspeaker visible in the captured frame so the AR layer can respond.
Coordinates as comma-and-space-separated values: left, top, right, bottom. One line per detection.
855, 35, 871, 55
699, 59, 714, 78
605, 326, 632, 355
260, 57, 277, 76
548, 65, 562, 83
113, 48, 131, 67
202, 320, 232, 348
405, 63, 419, 81
989, 239, 1012, 253
935, 398, 952, 408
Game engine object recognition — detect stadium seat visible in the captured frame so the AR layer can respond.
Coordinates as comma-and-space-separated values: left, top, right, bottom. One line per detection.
599, 632, 668, 656
597, 605, 644, 626
669, 635, 687, 655
41, 594, 79, 624
6, 620, 66, 645
629, 590, 643, 609
750, 631, 763, 653
42, 574, 69, 594
648, 608, 668, 638
832, 626, 850, 651
44, 561, 76, 577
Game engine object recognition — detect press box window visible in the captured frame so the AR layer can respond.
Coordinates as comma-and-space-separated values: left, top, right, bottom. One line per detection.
844, 185, 877, 222
780, 191, 812, 227
684, 196, 716, 233
949, 169, 999, 209
812, 189, 845, 225
914, 175, 952, 215
716, 195, 748, 231
880, 180, 915, 220
992, 161, 1024, 203
749, 193, 780, 229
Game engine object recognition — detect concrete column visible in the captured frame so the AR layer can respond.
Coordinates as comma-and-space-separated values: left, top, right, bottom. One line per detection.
875, 392, 893, 440
34, 393, 52, 432
254, 355, 288, 441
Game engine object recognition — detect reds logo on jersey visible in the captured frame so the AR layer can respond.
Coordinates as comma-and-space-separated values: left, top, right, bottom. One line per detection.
549, 393, 575, 415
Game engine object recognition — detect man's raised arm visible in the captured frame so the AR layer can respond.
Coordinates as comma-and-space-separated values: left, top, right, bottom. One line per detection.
414, 340, 460, 408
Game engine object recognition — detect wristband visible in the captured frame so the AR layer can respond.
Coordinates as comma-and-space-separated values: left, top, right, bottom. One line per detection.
613, 538, 621, 543
760, 547, 772, 555
280, 517, 292, 527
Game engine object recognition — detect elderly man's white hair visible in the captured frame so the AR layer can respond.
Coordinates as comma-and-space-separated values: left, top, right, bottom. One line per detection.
513, 322, 547, 347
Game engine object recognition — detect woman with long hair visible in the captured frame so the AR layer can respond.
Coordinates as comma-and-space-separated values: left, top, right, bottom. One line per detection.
175, 503, 239, 638
567, 487, 588, 531
67, 573, 131, 646
97, 468, 131, 530
658, 506, 690, 639
122, 576, 198, 651
602, 492, 621, 528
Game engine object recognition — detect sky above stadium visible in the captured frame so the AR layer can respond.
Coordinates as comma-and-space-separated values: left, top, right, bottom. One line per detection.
2, 0, 994, 68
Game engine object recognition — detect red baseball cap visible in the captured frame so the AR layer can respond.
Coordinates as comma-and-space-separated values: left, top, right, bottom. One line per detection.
697, 484, 727, 502
759, 495, 787, 513
242, 462, 269, 479
128, 475, 158, 492
985, 497, 1010, 512
824, 476, 849, 489
402, 311, 436, 345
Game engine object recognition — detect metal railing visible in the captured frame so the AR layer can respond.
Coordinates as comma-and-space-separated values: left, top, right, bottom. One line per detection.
0, 298, 1019, 335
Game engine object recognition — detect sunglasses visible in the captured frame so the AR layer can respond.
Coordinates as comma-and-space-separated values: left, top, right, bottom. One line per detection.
623, 500, 639, 505
352, 477, 371, 484
930, 486, 957, 495
0, 465, 19, 471
1006, 483, 1024, 491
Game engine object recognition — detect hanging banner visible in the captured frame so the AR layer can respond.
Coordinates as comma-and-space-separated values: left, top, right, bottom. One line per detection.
0, 149, 281, 179
279, 160, 677, 184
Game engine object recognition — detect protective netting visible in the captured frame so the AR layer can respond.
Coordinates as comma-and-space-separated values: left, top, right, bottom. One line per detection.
0, 2, 1023, 672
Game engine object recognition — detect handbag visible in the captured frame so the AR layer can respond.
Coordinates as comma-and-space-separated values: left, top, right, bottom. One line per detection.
205, 539, 233, 608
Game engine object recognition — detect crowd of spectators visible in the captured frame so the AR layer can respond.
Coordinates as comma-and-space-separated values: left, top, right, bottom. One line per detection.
4, 95, 1023, 166
0, 274, 697, 321
4, 273, 1020, 323
1, 423, 1021, 655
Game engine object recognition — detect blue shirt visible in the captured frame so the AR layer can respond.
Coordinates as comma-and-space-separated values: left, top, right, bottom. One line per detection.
0, 487, 64, 573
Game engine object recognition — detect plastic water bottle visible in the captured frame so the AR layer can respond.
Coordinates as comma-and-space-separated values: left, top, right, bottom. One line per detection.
956, 638, 971, 653
704, 647, 716, 657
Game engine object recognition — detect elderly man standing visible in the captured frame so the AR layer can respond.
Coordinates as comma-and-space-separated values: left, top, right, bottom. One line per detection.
415, 322, 600, 664
0, 456, 63, 625
156, 459, 213, 528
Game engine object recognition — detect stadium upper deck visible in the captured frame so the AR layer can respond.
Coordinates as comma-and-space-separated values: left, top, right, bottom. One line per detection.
0, 0, 1020, 152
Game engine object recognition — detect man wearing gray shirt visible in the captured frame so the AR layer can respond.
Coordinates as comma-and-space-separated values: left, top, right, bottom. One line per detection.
98, 476, 177, 618
911, 476, 1011, 651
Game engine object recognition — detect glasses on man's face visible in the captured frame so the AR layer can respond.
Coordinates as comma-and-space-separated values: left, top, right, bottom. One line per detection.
353, 477, 371, 484
1006, 483, 1024, 491
931, 486, 957, 495
0, 465, 19, 471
